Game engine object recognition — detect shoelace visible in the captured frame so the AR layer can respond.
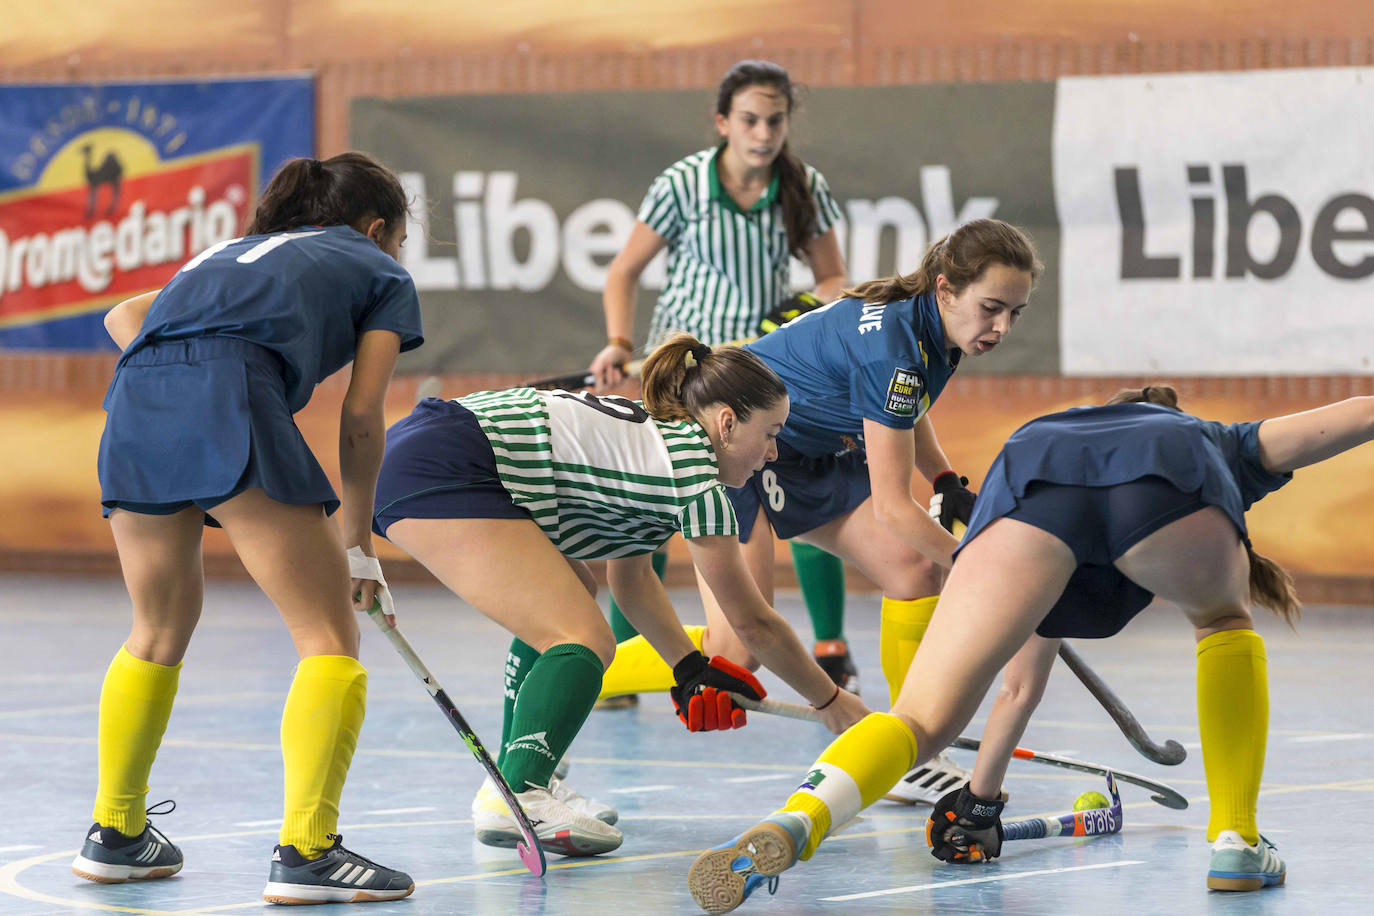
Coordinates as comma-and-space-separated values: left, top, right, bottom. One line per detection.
136, 799, 178, 849
323, 834, 386, 871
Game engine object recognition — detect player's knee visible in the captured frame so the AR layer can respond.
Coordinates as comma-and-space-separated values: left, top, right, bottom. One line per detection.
875, 557, 943, 600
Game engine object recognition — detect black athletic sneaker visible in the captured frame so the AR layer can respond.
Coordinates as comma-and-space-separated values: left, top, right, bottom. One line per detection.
813, 640, 860, 696
71, 799, 183, 884
263, 834, 414, 905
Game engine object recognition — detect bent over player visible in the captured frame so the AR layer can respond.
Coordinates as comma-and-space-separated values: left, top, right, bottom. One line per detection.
689, 385, 1374, 911
373, 334, 869, 857
76, 153, 423, 905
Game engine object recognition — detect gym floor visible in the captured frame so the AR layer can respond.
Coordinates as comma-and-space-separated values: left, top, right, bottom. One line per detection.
3, 572, 1372, 915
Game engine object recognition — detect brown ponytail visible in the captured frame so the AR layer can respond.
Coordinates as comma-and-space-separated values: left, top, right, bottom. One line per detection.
715, 60, 816, 257
1105, 384, 1182, 409
843, 218, 1043, 304
641, 332, 786, 425
1247, 546, 1301, 627
247, 151, 408, 237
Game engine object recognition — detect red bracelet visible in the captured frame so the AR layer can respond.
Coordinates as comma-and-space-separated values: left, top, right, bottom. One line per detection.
812, 684, 842, 711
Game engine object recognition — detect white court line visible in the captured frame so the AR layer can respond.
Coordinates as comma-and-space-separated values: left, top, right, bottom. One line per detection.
723, 773, 794, 783
233, 819, 281, 827
1289, 733, 1373, 743
821, 859, 1145, 901
362, 806, 436, 815
605, 784, 675, 794
0, 846, 38, 854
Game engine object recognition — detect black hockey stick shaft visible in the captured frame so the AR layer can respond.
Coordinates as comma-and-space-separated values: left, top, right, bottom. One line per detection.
1057, 641, 1187, 766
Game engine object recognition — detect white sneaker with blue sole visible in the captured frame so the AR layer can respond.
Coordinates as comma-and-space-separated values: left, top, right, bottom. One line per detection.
1207, 830, 1285, 891
687, 812, 808, 914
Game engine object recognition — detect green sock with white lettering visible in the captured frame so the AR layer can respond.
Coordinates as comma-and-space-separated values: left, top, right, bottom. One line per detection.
500, 643, 604, 792
498, 639, 541, 768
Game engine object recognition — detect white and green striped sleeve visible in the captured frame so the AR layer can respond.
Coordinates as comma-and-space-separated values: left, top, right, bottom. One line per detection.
677, 484, 739, 540
807, 166, 845, 239
637, 171, 686, 245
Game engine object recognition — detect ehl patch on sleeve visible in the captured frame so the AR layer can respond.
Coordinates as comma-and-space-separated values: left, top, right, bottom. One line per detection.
884, 368, 923, 417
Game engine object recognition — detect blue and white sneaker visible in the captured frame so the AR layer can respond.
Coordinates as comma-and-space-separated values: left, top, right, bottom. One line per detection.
1207, 830, 1285, 891
687, 813, 808, 914
71, 800, 182, 884
262, 834, 414, 905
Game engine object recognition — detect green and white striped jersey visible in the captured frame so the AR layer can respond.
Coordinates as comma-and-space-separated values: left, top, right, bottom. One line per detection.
640, 146, 844, 347
457, 387, 738, 559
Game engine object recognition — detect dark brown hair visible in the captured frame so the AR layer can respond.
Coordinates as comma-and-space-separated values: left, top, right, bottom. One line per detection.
246, 151, 408, 236
1104, 384, 1302, 625
843, 218, 1043, 304
716, 60, 815, 258
640, 332, 787, 424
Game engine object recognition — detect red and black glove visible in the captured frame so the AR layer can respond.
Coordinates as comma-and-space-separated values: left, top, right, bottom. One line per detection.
930, 471, 977, 533
670, 651, 767, 731
926, 783, 1005, 863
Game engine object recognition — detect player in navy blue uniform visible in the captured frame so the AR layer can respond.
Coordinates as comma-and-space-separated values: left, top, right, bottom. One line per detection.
73, 152, 424, 906
690, 385, 1374, 911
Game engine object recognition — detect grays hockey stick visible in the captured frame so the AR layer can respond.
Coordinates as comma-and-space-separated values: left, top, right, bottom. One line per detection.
1057, 641, 1187, 766
365, 604, 547, 876
730, 694, 1187, 810
945, 772, 1123, 861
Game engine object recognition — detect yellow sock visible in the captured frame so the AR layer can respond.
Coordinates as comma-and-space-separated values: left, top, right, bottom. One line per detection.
92, 647, 182, 837
598, 625, 705, 699
778, 712, 919, 860
879, 596, 938, 706
280, 655, 367, 856
1197, 629, 1268, 844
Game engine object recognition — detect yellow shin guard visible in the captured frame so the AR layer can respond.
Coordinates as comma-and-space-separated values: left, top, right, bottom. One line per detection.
779, 712, 919, 860
280, 655, 368, 856
93, 647, 182, 837
1197, 629, 1268, 844
598, 625, 705, 699
879, 596, 938, 706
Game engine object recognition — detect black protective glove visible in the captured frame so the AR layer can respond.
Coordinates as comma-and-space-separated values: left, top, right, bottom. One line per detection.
670, 651, 767, 731
759, 291, 824, 335
926, 783, 1006, 863
930, 471, 977, 533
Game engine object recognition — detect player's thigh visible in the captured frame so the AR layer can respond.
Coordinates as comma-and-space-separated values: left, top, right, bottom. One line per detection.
894, 518, 1076, 754
800, 497, 943, 598
209, 489, 358, 657
1112, 506, 1253, 633
387, 516, 615, 664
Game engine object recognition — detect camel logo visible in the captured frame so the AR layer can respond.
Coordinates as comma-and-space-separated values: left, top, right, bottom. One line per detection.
0, 128, 258, 330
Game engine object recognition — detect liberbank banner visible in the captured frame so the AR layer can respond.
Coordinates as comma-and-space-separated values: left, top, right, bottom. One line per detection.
356, 68, 1371, 376
0, 76, 313, 349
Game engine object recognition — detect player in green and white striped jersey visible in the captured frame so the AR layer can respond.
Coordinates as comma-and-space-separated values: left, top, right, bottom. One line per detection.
589, 60, 863, 703
373, 334, 869, 859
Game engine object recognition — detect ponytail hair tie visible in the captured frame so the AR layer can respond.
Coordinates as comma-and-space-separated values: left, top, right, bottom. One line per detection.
684, 343, 712, 367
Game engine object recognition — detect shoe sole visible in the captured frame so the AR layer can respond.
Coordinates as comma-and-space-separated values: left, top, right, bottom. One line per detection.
1207, 871, 1285, 891
476, 825, 622, 857
71, 856, 182, 884
262, 881, 415, 904
688, 822, 795, 915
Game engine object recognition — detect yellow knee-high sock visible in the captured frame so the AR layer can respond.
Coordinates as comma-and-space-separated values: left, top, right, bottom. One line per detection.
777, 713, 919, 860
1197, 629, 1268, 844
598, 625, 705, 699
879, 596, 938, 706
92, 647, 182, 837
280, 655, 367, 856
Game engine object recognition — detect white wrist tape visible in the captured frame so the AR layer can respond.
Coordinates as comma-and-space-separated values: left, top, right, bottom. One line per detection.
347, 546, 395, 617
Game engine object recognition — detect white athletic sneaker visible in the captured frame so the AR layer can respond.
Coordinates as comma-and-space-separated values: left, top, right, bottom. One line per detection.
549, 774, 619, 825
882, 752, 971, 805
554, 754, 571, 780
1207, 830, 1285, 891
473, 781, 622, 857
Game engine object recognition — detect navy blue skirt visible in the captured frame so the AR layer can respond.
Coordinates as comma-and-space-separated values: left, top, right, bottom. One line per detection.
98, 337, 338, 525
724, 440, 871, 542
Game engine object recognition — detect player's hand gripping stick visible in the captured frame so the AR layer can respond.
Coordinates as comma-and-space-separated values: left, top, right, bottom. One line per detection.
671, 652, 767, 731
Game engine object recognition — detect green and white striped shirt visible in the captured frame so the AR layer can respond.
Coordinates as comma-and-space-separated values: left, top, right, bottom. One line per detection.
640, 146, 844, 347
458, 387, 738, 559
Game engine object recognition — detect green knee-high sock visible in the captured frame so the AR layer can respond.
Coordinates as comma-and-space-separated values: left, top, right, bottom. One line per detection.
608, 549, 668, 642
792, 541, 846, 642
499, 639, 541, 768
501, 643, 605, 792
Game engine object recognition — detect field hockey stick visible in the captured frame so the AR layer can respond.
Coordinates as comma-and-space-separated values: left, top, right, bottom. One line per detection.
364, 604, 547, 877
523, 360, 646, 391
1002, 772, 1122, 841
1057, 640, 1187, 766
730, 694, 1188, 810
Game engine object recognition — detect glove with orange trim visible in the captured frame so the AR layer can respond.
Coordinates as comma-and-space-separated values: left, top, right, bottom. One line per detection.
670, 651, 767, 731
926, 783, 1005, 863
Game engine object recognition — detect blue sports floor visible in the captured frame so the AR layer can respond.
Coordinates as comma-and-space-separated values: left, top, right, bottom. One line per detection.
3, 572, 1372, 915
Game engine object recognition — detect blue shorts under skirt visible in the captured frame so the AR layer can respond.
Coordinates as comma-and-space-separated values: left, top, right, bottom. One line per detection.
98, 337, 337, 526
972, 475, 1210, 639
724, 440, 871, 542
372, 398, 532, 537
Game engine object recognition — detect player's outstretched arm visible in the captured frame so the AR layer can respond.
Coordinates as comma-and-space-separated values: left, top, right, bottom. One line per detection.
606, 554, 698, 666
687, 535, 870, 733
1256, 396, 1374, 474
865, 419, 961, 567
103, 289, 160, 350
967, 635, 1059, 799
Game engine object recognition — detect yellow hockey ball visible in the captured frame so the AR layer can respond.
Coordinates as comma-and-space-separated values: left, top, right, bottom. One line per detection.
1073, 790, 1111, 811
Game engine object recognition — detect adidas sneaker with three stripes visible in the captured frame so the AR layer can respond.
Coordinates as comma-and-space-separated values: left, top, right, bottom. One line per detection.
262, 834, 414, 904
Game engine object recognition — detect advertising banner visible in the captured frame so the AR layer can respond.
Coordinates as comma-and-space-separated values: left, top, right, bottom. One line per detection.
0, 76, 314, 349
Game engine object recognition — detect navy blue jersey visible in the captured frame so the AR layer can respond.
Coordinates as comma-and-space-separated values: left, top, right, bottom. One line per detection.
125, 225, 422, 412
962, 402, 1293, 550
744, 291, 957, 457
